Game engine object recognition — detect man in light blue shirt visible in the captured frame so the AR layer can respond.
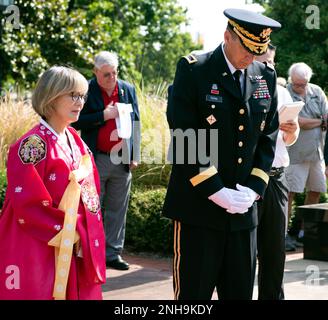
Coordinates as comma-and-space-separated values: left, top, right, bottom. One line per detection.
285, 62, 328, 241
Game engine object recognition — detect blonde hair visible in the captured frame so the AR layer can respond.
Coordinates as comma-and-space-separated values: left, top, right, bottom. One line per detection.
32, 66, 88, 119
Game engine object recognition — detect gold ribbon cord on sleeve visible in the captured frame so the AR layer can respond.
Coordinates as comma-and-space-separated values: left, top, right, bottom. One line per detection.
48, 154, 92, 300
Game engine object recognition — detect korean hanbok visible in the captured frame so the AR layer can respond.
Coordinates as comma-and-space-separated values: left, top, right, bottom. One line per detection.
0, 120, 106, 300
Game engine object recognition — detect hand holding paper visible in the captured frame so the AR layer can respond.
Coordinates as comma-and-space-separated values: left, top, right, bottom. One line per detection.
280, 120, 298, 133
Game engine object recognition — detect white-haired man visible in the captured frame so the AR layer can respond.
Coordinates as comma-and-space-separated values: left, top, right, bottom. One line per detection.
285, 62, 328, 242
73, 51, 141, 270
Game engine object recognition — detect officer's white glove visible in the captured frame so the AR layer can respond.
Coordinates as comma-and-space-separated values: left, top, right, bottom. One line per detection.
236, 184, 259, 207
208, 187, 252, 214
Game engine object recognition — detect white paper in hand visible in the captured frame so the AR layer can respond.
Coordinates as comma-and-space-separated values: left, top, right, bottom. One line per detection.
279, 101, 304, 123
115, 103, 133, 138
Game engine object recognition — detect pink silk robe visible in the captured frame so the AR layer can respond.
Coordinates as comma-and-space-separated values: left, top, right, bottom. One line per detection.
0, 123, 106, 300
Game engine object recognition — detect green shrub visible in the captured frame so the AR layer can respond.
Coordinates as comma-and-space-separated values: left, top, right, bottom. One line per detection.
0, 170, 173, 254
293, 191, 328, 208
125, 187, 173, 256
0, 170, 7, 209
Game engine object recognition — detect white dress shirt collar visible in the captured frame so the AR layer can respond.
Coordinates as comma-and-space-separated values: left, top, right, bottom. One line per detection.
222, 44, 245, 77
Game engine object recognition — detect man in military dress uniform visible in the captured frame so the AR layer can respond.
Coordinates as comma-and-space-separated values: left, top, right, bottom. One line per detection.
163, 8, 281, 300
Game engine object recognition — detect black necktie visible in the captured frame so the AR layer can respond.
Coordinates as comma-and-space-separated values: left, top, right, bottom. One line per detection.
233, 70, 242, 97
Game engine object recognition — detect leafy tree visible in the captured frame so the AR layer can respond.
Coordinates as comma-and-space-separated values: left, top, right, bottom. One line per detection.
133, 0, 200, 85
2, 0, 92, 86
252, 0, 328, 91
1, 0, 200, 89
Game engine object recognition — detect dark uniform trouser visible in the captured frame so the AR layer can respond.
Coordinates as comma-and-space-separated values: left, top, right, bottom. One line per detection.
257, 170, 288, 300
173, 221, 257, 300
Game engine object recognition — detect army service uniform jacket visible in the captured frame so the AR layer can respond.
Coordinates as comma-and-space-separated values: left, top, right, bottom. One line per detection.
163, 44, 279, 231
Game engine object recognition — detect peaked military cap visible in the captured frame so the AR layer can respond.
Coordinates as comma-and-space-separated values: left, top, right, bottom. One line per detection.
224, 8, 281, 55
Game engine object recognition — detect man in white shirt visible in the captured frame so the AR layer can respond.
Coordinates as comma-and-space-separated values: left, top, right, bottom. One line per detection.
255, 44, 299, 300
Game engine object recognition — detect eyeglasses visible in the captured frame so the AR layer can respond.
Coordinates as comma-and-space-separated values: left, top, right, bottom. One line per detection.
292, 82, 308, 88
102, 71, 118, 78
70, 92, 88, 102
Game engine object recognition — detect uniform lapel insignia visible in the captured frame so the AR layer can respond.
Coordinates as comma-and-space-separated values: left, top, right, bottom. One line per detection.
206, 114, 217, 125
244, 64, 259, 102
248, 75, 256, 83
206, 94, 222, 103
260, 120, 266, 131
249, 75, 263, 83
249, 75, 263, 81
183, 54, 198, 64
211, 84, 219, 95
252, 78, 270, 99
222, 72, 228, 77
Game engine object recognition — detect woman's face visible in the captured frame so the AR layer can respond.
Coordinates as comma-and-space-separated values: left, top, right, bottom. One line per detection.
50, 88, 87, 126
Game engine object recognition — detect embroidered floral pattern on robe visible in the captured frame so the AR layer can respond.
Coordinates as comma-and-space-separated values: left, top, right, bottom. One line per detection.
81, 178, 100, 214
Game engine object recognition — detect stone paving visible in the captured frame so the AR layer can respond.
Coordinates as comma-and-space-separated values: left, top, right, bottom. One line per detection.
102, 249, 328, 300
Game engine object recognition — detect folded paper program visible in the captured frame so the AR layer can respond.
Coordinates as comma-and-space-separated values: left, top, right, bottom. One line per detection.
279, 101, 304, 123
115, 103, 133, 139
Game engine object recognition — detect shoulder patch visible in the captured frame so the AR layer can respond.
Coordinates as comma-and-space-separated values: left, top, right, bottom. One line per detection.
18, 134, 46, 165
183, 54, 198, 64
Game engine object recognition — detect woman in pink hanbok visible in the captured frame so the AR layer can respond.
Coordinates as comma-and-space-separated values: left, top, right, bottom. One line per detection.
0, 66, 106, 300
